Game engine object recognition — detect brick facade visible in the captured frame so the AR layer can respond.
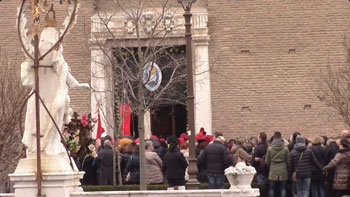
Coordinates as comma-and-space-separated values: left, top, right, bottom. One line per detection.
0, 0, 349, 139
0, 0, 93, 114
208, 0, 350, 139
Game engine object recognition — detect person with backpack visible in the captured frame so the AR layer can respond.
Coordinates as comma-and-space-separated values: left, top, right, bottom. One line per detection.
288, 135, 322, 197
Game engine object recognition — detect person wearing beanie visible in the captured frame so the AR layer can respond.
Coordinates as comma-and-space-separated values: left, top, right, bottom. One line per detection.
198, 135, 232, 189
265, 132, 289, 197
163, 136, 188, 188
288, 135, 322, 197
289, 132, 301, 149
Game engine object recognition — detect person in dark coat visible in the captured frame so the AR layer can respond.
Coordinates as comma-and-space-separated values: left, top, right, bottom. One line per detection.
125, 144, 140, 184
163, 136, 188, 187
95, 140, 114, 185
309, 136, 326, 197
120, 143, 134, 184
252, 132, 268, 185
198, 136, 232, 189
323, 138, 350, 197
80, 144, 98, 185
288, 135, 322, 197
196, 139, 209, 183
150, 137, 165, 160
287, 131, 300, 152
324, 138, 339, 192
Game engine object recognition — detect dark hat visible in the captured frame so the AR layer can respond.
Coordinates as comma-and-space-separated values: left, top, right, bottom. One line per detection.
294, 135, 306, 149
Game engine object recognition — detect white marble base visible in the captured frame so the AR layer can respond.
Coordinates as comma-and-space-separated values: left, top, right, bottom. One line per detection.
226, 174, 255, 190
9, 171, 84, 197
14, 153, 77, 174
70, 189, 260, 197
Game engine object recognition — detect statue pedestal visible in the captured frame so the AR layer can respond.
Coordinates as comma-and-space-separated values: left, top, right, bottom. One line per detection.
13, 153, 77, 174
9, 171, 84, 197
9, 154, 84, 197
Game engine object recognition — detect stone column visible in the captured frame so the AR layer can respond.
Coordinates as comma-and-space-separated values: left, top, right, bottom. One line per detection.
90, 46, 109, 137
192, 13, 212, 135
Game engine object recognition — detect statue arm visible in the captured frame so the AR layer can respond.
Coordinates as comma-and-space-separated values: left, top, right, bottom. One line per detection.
20, 60, 34, 88
66, 70, 90, 89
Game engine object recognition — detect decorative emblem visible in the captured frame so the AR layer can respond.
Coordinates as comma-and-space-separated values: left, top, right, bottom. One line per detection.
163, 12, 175, 32
143, 62, 162, 91
141, 12, 155, 34
124, 18, 136, 34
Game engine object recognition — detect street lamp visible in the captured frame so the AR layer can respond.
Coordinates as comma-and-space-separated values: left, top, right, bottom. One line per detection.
178, 0, 199, 189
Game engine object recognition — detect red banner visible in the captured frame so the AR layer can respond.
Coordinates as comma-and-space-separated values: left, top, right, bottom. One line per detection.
96, 110, 104, 139
120, 103, 131, 136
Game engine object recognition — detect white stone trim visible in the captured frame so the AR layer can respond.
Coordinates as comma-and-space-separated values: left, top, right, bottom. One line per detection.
90, 6, 212, 136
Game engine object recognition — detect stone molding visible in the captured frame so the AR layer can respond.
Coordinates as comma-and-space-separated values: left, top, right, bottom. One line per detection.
89, 6, 212, 135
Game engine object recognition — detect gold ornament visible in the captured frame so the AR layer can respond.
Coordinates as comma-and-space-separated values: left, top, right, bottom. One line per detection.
45, 4, 56, 27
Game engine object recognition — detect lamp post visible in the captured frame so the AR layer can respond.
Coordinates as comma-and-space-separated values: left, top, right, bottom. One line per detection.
178, 0, 199, 189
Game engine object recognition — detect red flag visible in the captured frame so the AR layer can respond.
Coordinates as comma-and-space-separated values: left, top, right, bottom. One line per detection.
120, 103, 131, 136
96, 110, 104, 139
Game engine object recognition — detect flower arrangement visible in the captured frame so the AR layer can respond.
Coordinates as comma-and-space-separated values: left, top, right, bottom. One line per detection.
63, 112, 96, 157
224, 162, 257, 176
63, 129, 80, 153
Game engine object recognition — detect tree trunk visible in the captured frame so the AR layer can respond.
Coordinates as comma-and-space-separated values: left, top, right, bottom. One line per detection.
138, 108, 146, 190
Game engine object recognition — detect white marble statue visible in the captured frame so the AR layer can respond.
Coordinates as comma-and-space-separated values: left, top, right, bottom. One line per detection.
21, 26, 89, 157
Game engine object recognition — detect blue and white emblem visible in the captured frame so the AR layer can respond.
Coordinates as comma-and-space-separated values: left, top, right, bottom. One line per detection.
143, 62, 162, 91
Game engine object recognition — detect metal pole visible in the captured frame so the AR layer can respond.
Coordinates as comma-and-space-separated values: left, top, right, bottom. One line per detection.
183, 4, 200, 190
33, 0, 42, 196
172, 105, 176, 136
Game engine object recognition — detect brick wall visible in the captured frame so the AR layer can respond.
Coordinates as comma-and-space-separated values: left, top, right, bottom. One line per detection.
1, 0, 349, 140
0, 0, 93, 114
208, 0, 350, 139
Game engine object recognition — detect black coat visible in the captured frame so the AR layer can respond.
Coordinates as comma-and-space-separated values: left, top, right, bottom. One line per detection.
163, 149, 188, 180
197, 150, 208, 183
252, 141, 268, 173
80, 156, 98, 185
325, 141, 339, 189
288, 142, 296, 152
198, 140, 232, 174
96, 146, 114, 185
288, 146, 322, 179
125, 153, 140, 184
309, 144, 325, 182
120, 153, 131, 183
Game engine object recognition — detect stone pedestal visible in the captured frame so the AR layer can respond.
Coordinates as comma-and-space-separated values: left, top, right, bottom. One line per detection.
226, 174, 255, 190
9, 171, 84, 197
9, 154, 84, 197
13, 154, 77, 174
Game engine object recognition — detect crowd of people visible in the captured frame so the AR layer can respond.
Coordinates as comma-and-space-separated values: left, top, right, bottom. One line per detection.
78, 129, 350, 197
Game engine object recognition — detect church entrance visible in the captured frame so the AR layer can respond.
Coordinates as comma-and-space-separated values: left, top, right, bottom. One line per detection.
151, 104, 187, 138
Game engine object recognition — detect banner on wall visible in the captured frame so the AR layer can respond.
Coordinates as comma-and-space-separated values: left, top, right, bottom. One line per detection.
120, 103, 131, 136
